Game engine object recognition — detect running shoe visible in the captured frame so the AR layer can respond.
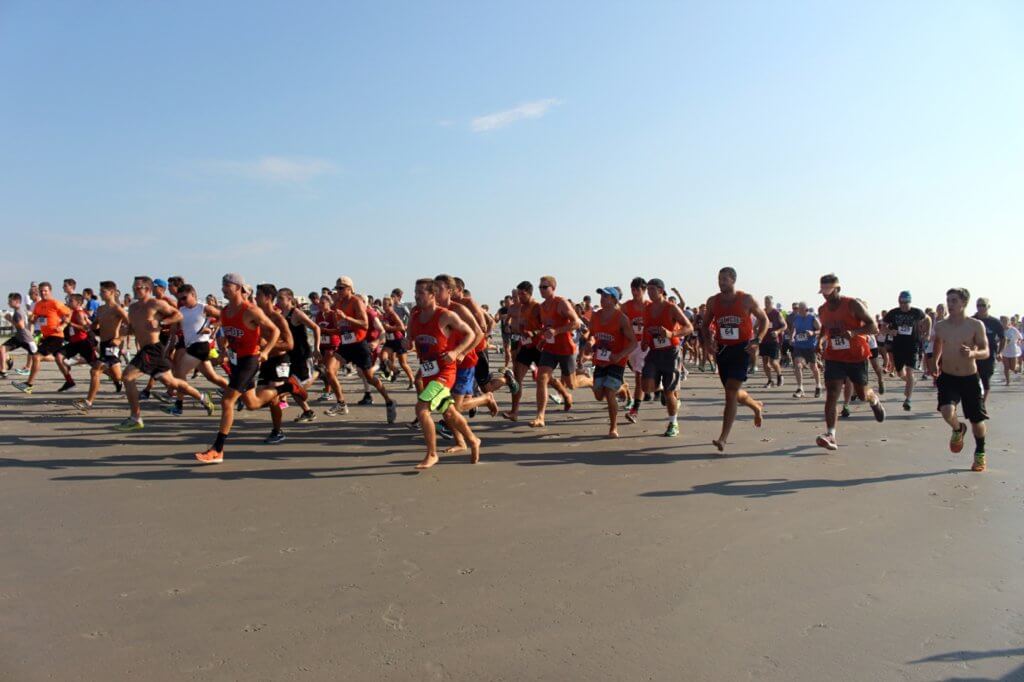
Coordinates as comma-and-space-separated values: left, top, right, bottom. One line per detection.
436, 421, 454, 440
115, 418, 144, 432
72, 398, 91, 412
12, 381, 32, 394
317, 391, 333, 402
902, 399, 911, 412
264, 431, 286, 445
949, 423, 967, 453
663, 422, 679, 437
816, 433, 838, 450
357, 392, 374, 406
503, 368, 519, 395
57, 380, 76, 393
114, 380, 123, 393
840, 406, 851, 419
870, 400, 886, 423
162, 404, 183, 416
0, 371, 6, 380
386, 401, 397, 425
155, 391, 174, 404
814, 387, 821, 398
792, 388, 804, 398
763, 379, 773, 389
468, 407, 477, 419
13, 368, 30, 376
139, 388, 151, 400
777, 376, 784, 387
625, 408, 638, 424
971, 451, 986, 472
548, 391, 563, 405
194, 449, 223, 464
294, 409, 316, 423
325, 402, 349, 417
406, 417, 420, 431
878, 384, 886, 395
201, 392, 216, 416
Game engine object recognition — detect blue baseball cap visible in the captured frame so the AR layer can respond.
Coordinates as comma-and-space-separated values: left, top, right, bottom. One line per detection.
153, 278, 169, 289
898, 290, 912, 302
596, 286, 621, 301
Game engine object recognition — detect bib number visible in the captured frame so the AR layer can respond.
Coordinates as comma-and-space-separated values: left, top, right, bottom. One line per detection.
544, 330, 555, 344
795, 332, 808, 342
831, 337, 851, 351
104, 345, 119, 357
227, 349, 238, 365
632, 322, 643, 335
653, 335, 671, 349
510, 333, 521, 343
898, 325, 913, 336
385, 332, 396, 341
719, 327, 739, 341
275, 362, 291, 379
595, 348, 612, 362
421, 360, 439, 378
341, 332, 357, 345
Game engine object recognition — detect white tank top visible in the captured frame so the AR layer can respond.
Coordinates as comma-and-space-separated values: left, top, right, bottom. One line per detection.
180, 303, 211, 346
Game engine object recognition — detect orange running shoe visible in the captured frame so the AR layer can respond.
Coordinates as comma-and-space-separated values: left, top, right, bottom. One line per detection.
288, 375, 308, 402
971, 452, 986, 472
195, 449, 224, 464
949, 423, 967, 454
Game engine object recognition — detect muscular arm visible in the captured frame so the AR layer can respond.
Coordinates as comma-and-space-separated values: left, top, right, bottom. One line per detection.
670, 303, 694, 338
247, 306, 281, 359
972, 321, 990, 361
155, 300, 183, 328
442, 311, 476, 360
617, 313, 638, 362
453, 303, 485, 350
848, 299, 879, 336
747, 295, 769, 343
336, 298, 368, 329
294, 309, 321, 349
702, 296, 717, 347
557, 299, 582, 335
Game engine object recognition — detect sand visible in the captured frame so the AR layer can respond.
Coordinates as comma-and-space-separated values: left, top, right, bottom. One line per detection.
1, 361, 1022, 681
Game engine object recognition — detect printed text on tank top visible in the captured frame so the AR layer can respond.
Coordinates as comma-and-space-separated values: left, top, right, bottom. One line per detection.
409, 307, 457, 388
644, 301, 680, 349
337, 297, 367, 345
711, 291, 754, 345
621, 299, 647, 339
221, 302, 261, 361
589, 309, 628, 366
791, 314, 816, 349
517, 301, 542, 348
819, 297, 870, 362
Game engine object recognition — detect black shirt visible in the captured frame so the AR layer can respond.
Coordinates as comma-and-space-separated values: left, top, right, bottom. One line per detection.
883, 307, 925, 349
498, 306, 511, 334
975, 315, 1004, 360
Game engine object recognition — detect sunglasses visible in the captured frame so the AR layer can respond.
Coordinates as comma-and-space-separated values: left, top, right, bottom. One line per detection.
539, 284, 552, 290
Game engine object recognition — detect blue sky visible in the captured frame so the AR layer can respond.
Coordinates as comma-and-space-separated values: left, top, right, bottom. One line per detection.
2, 1, 1022, 313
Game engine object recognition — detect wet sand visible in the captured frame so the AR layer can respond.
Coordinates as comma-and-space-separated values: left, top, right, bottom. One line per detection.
1, 362, 1022, 681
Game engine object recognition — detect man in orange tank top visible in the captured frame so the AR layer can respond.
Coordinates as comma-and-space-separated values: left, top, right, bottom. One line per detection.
702, 267, 767, 453
620, 277, 650, 424
578, 286, 637, 437
815, 273, 886, 451
530, 275, 582, 428
641, 278, 693, 438
501, 281, 542, 422
452, 278, 518, 403
406, 278, 482, 469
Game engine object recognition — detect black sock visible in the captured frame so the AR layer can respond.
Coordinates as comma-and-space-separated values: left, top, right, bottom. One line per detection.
212, 432, 228, 452
269, 428, 281, 436
277, 382, 293, 396
975, 436, 985, 454
175, 399, 183, 409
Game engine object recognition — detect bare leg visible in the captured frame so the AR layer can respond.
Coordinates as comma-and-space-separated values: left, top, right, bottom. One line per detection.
415, 402, 439, 469
503, 362, 529, 421
123, 367, 143, 419
532, 368, 552, 427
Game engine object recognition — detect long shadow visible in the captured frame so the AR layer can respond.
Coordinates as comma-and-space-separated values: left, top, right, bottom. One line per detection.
909, 648, 1024, 664
639, 468, 958, 498
51, 461, 423, 482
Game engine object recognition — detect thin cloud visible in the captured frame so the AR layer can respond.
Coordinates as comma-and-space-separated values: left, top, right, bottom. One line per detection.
470, 98, 562, 132
200, 156, 336, 183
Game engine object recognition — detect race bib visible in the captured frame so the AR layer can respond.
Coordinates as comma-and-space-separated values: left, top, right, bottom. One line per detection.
653, 335, 671, 349
831, 337, 851, 351
275, 362, 291, 379
104, 345, 119, 357
595, 348, 612, 362
227, 349, 238, 365
632, 321, 643, 334
795, 332, 808, 342
719, 327, 739, 341
898, 325, 913, 336
341, 332, 358, 345
510, 333, 521, 343
544, 330, 555, 344
420, 360, 439, 378
385, 332, 396, 341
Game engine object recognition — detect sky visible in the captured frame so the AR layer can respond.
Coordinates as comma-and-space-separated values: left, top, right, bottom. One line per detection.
2, 1, 1022, 314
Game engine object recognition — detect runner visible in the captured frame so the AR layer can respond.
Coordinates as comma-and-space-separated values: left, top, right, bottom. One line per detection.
882, 291, 929, 411
315, 292, 344, 408
531, 276, 582, 428
72, 281, 129, 411
452, 277, 517, 407
12, 282, 75, 394
815, 274, 886, 451
584, 286, 637, 438
194, 275, 304, 463
924, 303, 946, 379
497, 295, 514, 369
162, 284, 229, 416
621, 277, 649, 424
759, 296, 786, 388
933, 287, 990, 472
117, 276, 215, 431
253, 283, 302, 445
641, 278, 693, 437
502, 281, 543, 422
786, 301, 821, 398
973, 297, 1004, 399
999, 316, 1021, 385
277, 287, 320, 423
702, 267, 766, 452
380, 296, 416, 388
406, 278, 481, 470
328, 277, 397, 423
1, 293, 37, 380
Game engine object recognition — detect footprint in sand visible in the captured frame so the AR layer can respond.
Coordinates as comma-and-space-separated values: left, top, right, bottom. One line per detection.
82, 630, 107, 639
402, 560, 421, 579
279, 547, 298, 554
242, 623, 265, 633
382, 603, 406, 631
165, 588, 184, 596
458, 567, 475, 575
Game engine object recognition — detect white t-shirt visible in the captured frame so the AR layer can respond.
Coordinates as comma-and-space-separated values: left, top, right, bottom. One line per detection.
1002, 327, 1022, 358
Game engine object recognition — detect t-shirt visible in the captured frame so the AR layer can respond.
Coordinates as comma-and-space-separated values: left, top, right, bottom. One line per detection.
766, 308, 784, 342
1003, 327, 1022, 358
975, 315, 1004, 360
393, 302, 412, 326
10, 309, 34, 345
32, 299, 71, 338
498, 306, 511, 334
85, 298, 100, 319
883, 307, 926, 349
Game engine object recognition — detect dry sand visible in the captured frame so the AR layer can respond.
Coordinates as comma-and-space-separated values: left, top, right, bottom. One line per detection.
1, 362, 1022, 681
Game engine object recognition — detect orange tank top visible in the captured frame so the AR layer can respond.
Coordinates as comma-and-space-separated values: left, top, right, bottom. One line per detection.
711, 291, 754, 346
540, 297, 576, 355
337, 297, 367, 344
621, 299, 648, 339
408, 306, 457, 388
222, 301, 261, 358
518, 301, 542, 348
643, 301, 681, 349
820, 297, 870, 362
589, 309, 628, 367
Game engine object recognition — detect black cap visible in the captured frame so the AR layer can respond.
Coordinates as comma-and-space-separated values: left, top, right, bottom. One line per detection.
648, 278, 666, 291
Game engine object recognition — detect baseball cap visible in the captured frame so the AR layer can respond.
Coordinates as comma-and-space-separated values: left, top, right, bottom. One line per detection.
898, 290, 912, 302
222, 272, 247, 289
818, 273, 839, 294
336, 276, 355, 290
647, 278, 666, 291
596, 286, 621, 301
153, 278, 168, 289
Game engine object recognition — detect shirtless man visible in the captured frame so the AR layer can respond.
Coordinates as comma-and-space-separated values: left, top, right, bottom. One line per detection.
933, 287, 990, 472
406, 278, 481, 469
703, 267, 767, 453
73, 281, 129, 411
116, 276, 215, 431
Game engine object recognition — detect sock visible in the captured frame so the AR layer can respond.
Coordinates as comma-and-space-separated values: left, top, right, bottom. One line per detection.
212, 432, 228, 453
669, 414, 678, 425
175, 399, 184, 409
869, 395, 879, 406
827, 427, 836, 437
270, 428, 281, 436
975, 436, 985, 454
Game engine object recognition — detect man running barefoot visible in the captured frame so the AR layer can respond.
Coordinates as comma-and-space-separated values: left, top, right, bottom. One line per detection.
585, 286, 638, 438
117, 276, 215, 431
531, 276, 581, 428
933, 287, 990, 472
815, 274, 886, 450
502, 281, 544, 422
641, 278, 693, 437
73, 282, 129, 411
407, 278, 481, 469
787, 301, 821, 398
882, 291, 929, 411
621, 277, 649, 424
703, 267, 767, 453
277, 288, 320, 423
13, 282, 75, 394
195, 274, 301, 463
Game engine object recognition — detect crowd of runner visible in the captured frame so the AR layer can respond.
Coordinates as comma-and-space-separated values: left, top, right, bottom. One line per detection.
2, 270, 1021, 472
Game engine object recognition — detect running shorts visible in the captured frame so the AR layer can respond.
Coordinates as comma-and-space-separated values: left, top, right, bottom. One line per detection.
824, 359, 869, 386
130, 343, 172, 377
335, 341, 373, 371
228, 355, 260, 392
936, 372, 988, 424
643, 347, 680, 391
418, 380, 454, 414
538, 351, 576, 375
594, 364, 625, 392
257, 354, 291, 387
716, 343, 749, 385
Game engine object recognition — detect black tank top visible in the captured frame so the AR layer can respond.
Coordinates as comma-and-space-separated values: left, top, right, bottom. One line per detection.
287, 309, 311, 357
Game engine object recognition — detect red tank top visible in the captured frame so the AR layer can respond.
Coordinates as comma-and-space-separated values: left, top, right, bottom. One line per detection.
69, 309, 90, 343
820, 297, 870, 362
408, 306, 457, 389
518, 301, 542, 348
540, 297, 575, 355
711, 291, 754, 346
337, 297, 367, 344
222, 301, 261, 358
384, 309, 404, 342
643, 301, 681, 349
365, 306, 382, 342
589, 309, 628, 367
316, 310, 340, 348
621, 299, 648, 339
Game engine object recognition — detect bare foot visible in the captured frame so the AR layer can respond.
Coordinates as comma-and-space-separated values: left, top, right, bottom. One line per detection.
501, 411, 518, 422
415, 453, 439, 469
712, 439, 726, 454
563, 396, 573, 412
529, 417, 546, 428
469, 436, 481, 463
443, 444, 467, 454
486, 394, 499, 417
608, 428, 619, 439
753, 401, 764, 428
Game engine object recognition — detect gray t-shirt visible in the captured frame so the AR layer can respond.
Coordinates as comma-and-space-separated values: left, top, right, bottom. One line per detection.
11, 309, 34, 345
